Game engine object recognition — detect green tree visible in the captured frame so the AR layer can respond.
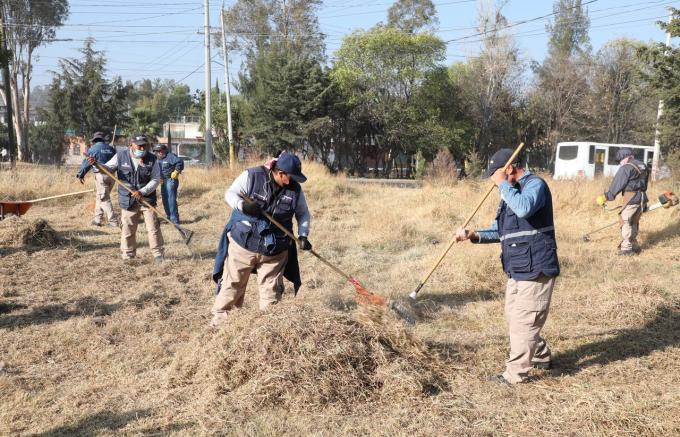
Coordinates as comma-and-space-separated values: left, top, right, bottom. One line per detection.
589, 39, 655, 144
332, 26, 446, 175
0, 0, 69, 161
222, 0, 325, 61
639, 8, 680, 151
50, 38, 130, 139
387, 0, 438, 34
239, 43, 329, 153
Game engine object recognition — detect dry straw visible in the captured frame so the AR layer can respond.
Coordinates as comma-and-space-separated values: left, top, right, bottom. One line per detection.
167, 302, 451, 416
0, 216, 61, 247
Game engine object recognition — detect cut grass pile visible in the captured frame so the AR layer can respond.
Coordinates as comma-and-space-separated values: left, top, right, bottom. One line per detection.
0, 216, 61, 247
168, 303, 448, 417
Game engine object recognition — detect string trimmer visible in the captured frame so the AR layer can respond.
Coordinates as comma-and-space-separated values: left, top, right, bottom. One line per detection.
582, 191, 679, 242
409, 142, 526, 300
239, 193, 415, 322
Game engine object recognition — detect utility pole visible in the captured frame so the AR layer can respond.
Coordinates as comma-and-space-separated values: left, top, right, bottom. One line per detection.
220, 6, 235, 168
204, 0, 213, 166
652, 10, 673, 182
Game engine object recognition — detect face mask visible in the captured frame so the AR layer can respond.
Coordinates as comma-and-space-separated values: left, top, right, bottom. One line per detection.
133, 150, 145, 158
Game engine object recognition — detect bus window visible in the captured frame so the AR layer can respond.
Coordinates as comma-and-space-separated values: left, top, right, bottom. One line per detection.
632, 148, 644, 161
558, 145, 579, 160
589, 145, 595, 164
608, 147, 620, 165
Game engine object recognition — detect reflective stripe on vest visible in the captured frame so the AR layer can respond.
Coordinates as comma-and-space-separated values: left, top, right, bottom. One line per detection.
499, 226, 555, 242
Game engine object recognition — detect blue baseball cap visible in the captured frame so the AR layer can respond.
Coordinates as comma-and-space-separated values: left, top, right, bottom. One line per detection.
275, 152, 307, 183
483, 148, 521, 178
131, 134, 149, 146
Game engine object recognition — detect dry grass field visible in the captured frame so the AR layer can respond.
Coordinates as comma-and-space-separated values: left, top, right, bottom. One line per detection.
0, 161, 679, 436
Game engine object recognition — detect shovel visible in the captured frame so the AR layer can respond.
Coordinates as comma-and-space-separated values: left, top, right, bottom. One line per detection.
0, 189, 94, 220
239, 193, 415, 322
92, 161, 195, 252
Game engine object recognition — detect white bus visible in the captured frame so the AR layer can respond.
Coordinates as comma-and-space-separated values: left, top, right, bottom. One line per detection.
553, 142, 655, 179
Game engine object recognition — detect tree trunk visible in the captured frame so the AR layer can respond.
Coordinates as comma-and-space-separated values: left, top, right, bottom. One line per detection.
22, 50, 31, 159
9, 71, 26, 161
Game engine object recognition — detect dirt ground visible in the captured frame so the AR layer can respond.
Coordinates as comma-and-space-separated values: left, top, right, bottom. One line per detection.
1, 163, 679, 436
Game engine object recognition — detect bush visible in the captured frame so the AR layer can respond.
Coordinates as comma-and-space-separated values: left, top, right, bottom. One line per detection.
427, 148, 458, 183
465, 150, 484, 178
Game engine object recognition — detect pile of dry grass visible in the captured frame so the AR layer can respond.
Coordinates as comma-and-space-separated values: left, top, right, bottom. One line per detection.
168, 303, 450, 415
0, 216, 61, 247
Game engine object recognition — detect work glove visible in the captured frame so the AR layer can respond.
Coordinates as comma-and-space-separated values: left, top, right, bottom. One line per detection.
242, 201, 264, 218
596, 194, 607, 207
298, 236, 312, 251
170, 169, 180, 180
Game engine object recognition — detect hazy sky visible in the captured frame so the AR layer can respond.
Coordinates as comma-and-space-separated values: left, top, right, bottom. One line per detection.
30, 0, 677, 92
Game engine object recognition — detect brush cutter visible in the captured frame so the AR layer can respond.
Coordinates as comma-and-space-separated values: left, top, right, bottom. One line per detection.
582, 191, 678, 242
0, 189, 94, 220
239, 193, 415, 322
92, 162, 195, 252
409, 142, 526, 301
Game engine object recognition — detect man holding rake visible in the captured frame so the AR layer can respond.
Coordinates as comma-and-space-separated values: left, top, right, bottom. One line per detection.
455, 148, 560, 385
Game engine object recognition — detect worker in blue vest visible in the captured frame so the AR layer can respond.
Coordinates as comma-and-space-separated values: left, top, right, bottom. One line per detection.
152, 143, 184, 224
87, 134, 164, 263
455, 148, 560, 385
596, 148, 649, 256
76, 131, 118, 227
211, 151, 312, 327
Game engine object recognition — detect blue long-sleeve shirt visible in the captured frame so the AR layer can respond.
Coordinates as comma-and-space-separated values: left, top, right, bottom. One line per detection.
157, 152, 184, 179
76, 142, 116, 178
475, 171, 546, 243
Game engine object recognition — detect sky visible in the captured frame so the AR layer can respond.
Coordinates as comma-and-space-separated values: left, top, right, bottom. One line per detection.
30, 0, 679, 94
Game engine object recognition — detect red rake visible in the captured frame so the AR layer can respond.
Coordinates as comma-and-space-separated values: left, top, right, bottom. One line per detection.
239, 194, 388, 307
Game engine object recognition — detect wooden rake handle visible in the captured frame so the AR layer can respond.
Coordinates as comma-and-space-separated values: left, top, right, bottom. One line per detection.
238, 193, 353, 282
29, 189, 94, 203
410, 142, 526, 300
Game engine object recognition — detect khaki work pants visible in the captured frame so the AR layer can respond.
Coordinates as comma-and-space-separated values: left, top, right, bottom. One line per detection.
94, 172, 117, 225
120, 203, 164, 259
619, 204, 642, 251
503, 275, 555, 384
212, 234, 288, 319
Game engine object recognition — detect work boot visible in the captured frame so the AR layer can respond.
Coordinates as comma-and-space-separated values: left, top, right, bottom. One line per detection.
618, 249, 636, 257
532, 361, 552, 370
211, 312, 228, 328
632, 247, 642, 254
107, 221, 119, 228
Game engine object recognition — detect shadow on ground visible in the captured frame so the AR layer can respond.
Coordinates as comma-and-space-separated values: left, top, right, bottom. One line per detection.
28, 409, 152, 437
411, 289, 498, 320
643, 219, 680, 248
553, 302, 680, 375
0, 297, 121, 329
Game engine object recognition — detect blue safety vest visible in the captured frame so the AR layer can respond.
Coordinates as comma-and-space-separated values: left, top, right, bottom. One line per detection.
230, 166, 301, 256
497, 175, 560, 280
115, 150, 159, 209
